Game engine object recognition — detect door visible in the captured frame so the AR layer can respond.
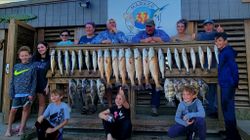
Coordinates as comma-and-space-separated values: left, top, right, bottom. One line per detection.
2, 19, 36, 122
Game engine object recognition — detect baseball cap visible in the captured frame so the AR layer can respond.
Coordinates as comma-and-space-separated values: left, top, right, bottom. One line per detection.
145, 19, 155, 26
203, 19, 214, 25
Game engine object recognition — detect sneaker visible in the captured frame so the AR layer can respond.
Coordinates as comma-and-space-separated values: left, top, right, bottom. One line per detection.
151, 108, 159, 116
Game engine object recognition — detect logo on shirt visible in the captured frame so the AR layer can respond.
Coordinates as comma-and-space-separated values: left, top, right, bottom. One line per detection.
123, 0, 168, 33
14, 68, 30, 76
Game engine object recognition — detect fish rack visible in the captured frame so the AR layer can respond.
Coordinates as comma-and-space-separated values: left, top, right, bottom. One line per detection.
47, 41, 223, 121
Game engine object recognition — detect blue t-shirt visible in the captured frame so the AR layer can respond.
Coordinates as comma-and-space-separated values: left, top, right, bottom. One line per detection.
43, 102, 70, 132
196, 31, 217, 41
78, 35, 96, 44
132, 29, 171, 43
57, 40, 74, 46
91, 30, 128, 44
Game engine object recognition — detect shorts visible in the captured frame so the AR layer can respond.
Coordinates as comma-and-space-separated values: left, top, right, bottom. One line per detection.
11, 96, 32, 109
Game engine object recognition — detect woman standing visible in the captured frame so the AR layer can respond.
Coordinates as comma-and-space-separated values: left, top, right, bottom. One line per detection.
33, 41, 50, 116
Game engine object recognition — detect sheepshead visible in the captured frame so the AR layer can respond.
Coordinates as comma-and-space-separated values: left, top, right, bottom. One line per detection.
92, 50, 97, 72
197, 79, 209, 104
98, 49, 105, 79
214, 45, 219, 64
173, 79, 182, 102
167, 48, 172, 72
50, 49, 56, 75
134, 48, 144, 90
190, 78, 199, 95
112, 49, 120, 86
104, 49, 112, 88
85, 50, 90, 72
81, 79, 91, 110
71, 50, 76, 75
64, 50, 70, 76
158, 48, 165, 79
96, 79, 105, 106
142, 48, 151, 89
190, 47, 196, 72
198, 46, 205, 70
57, 50, 63, 75
78, 50, 83, 73
119, 48, 128, 89
182, 48, 189, 74
164, 78, 175, 107
148, 47, 162, 91
69, 79, 77, 107
207, 46, 212, 71
89, 79, 97, 105
174, 48, 181, 72
125, 48, 136, 88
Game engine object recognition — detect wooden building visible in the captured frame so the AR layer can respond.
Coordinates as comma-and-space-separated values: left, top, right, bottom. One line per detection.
0, 0, 250, 137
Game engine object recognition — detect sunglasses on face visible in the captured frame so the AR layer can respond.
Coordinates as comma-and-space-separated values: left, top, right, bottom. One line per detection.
61, 34, 69, 37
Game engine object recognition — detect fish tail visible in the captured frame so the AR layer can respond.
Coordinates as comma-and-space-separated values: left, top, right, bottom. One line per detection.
122, 84, 129, 90
115, 81, 121, 87
135, 84, 144, 91
166, 101, 176, 107
145, 83, 152, 90
156, 85, 163, 91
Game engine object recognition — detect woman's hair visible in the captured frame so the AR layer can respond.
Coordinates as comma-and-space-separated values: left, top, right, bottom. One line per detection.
17, 46, 31, 55
177, 19, 188, 29
182, 85, 197, 95
50, 89, 64, 97
33, 41, 50, 61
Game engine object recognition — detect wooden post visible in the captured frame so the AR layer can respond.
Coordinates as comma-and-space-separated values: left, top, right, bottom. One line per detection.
0, 30, 5, 111
244, 20, 250, 105
217, 86, 224, 127
2, 20, 17, 123
37, 29, 45, 42
129, 86, 135, 123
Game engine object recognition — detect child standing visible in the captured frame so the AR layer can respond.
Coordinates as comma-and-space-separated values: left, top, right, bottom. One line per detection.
168, 86, 206, 140
99, 87, 132, 140
215, 32, 241, 140
5, 46, 37, 136
36, 89, 70, 140
33, 41, 50, 116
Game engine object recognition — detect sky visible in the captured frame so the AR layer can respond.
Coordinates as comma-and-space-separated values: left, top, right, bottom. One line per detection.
0, 0, 27, 5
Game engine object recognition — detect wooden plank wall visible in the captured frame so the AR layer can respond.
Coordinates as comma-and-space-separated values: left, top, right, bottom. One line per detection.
0, 0, 108, 29
181, 0, 250, 20
0, 30, 5, 111
197, 20, 250, 107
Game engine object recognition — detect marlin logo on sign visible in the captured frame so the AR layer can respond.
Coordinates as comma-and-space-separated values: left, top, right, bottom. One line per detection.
123, 0, 168, 33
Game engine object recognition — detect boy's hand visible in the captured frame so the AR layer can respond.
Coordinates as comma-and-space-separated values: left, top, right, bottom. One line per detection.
28, 96, 33, 101
37, 116, 44, 123
44, 86, 49, 95
186, 119, 194, 126
46, 127, 55, 134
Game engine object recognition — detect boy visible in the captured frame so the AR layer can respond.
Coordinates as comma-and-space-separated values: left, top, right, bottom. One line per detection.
5, 46, 37, 136
168, 86, 206, 140
57, 30, 74, 46
36, 89, 70, 140
215, 32, 241, 140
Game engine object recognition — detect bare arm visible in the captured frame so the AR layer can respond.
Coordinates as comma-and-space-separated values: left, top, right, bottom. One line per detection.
46, 119, 69, 134
118, 87, 129, 109
37, 115, 45, 123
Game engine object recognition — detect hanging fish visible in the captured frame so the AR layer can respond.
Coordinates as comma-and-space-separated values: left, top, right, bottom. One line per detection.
50, 49, 56, 75
173, 79, 182, 102
112, 49, 120, 87
214, 45, 219, 64
71, 50, 76, 75
174, 48, 181, 72
190, 78, 199, 95
158, 48, 165, 79
90, 79, 97, 106
68, 79, 77, 107
134, 48, 144, 90
142, 48, 151, 90
81, 79, 91, 112
78, 49, 83, 73
164, 78, 176, 107
190, 47, 196, 73
85, 50, 90, 72
92, 50, 98, 72
125, 48, 136, 88
64, 50, 70, 76
57, 50, 63, 75
98, 49, 105, 79
96, 79, 106, 106
207, 46, 212, 71
198, 46, 205, 70
119, 48, 128, 89
148, 47, 163, 91
167, 48, 172, 72
182, 48, 189, 74
197, 79, 209, 104
104, 49, 112, 88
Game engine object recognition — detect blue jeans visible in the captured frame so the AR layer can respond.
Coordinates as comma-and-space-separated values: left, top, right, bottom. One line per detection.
221, 87, 241, 140
168, 117, 206, 140
206, 84, 218, 115
151, 89, 161, 108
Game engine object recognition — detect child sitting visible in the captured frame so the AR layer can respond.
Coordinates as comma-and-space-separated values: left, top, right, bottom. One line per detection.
99, 87, 132, 140
168, 85, 206, 140
36, 89, 70, 140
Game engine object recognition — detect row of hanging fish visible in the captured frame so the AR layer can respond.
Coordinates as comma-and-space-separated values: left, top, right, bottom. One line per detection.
164, 78, 209, 107
50, 46, 219, 90
68, 78, 106, 112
